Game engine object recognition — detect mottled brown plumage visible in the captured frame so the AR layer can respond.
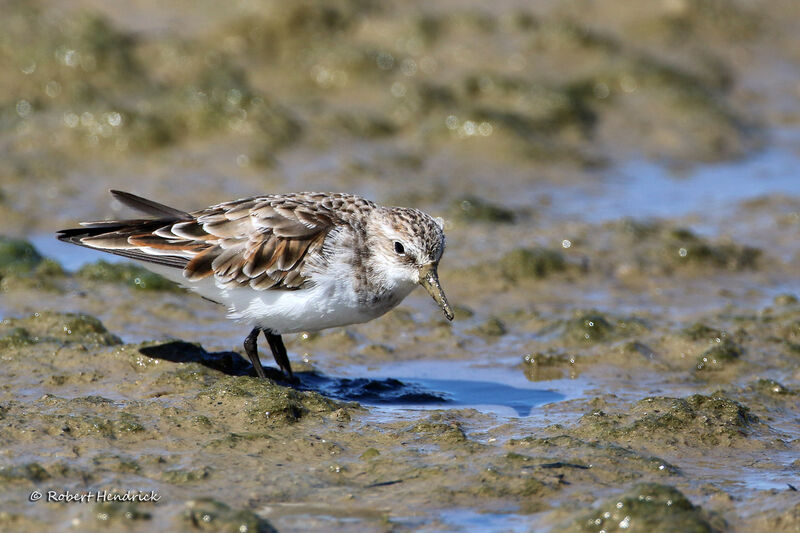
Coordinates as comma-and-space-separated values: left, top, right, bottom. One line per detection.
57, 190, 453, 381
58, 191, 380, 291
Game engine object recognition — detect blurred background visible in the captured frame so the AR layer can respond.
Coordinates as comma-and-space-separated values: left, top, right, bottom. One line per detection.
1, 0, 798, 233
1, 0, 799, 531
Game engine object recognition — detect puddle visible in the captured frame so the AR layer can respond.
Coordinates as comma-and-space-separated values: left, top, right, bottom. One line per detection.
415, 509, 537, 532
544, 130, 800, 224
310, 359, 576, 418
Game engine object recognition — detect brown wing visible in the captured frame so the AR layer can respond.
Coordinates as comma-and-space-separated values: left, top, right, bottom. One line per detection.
58, 191, 349, 291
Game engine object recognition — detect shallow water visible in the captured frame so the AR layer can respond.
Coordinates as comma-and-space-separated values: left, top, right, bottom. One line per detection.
550, 132, 800, 224
1, 1, 799, 531
323, 359, 574, 418
28, 234, 126, 272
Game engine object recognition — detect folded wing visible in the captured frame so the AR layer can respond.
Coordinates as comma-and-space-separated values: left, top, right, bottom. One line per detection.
57, 191, 339, 291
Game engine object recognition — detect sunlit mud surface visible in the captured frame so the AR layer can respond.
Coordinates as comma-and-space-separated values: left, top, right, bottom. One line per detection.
1, 0, 799, 531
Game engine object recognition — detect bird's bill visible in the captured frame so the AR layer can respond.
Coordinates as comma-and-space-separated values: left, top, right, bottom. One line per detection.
418, 263, 454, 321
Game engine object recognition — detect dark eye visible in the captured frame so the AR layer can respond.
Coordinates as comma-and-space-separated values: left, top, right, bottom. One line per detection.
393, 241, 405, 255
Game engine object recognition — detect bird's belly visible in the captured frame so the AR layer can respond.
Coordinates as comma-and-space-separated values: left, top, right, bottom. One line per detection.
219, 280, 412, 334
134, 261, 414, 334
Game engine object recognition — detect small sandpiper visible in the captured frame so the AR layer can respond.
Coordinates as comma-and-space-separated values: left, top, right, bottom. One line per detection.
57, 190, 453, 380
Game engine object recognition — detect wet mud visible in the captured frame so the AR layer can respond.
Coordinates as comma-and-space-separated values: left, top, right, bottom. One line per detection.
1, 0, 800, 531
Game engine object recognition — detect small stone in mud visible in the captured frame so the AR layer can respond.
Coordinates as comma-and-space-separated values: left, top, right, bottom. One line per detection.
180, 498, 276, 533
556, 483, 720, 532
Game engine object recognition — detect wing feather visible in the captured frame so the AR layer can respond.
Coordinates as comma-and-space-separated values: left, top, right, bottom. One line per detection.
57, 191, 370, 292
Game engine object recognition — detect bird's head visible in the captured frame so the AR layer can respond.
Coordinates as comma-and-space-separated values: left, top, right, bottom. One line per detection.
365, 206, 453, 320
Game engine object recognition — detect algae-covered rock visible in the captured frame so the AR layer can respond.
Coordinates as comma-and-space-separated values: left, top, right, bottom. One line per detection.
695, 338, 742, 371
565, 312, 614, 342
664, 228, 760, 270
0, 312, 121, 346
562, 311, 648, 343
196, 376, 349, 427
614, 223, 763, 274
450, 196, 516, 223
0, 256, 66, 292
0, 462, 50, 483
0, 311, 122, 346
77, 260, 181, 292
181, 498, 276, 533
557, 483, 719, 532
578, 394, 758, 446
499, 247, 566, 281
0, 327, 35, 349
0, 237, 43, 277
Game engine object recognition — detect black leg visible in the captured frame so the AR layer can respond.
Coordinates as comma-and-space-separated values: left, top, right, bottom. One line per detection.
265, 331, 294, 379
244, 327, 267, 379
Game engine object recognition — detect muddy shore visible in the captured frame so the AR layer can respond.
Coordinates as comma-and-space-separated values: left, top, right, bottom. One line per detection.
1, 0, 799, 531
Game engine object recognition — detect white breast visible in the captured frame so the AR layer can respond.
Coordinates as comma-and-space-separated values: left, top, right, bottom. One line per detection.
136, 252, 415, 335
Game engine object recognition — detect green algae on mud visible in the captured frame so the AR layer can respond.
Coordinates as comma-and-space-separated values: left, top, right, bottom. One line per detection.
181, 498, 277, 533
0, 311, 122, 347
0, 236, 65, 291
563, 310, 647, 344
194, 375, 354, 428
0, 236, 43, 276
77, 260, 182, 292
499, 247, 568, 281
0, 0, 799, 530
449, 195, 517, 224
576, 394, 761, 448
556, 483, 722, 533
